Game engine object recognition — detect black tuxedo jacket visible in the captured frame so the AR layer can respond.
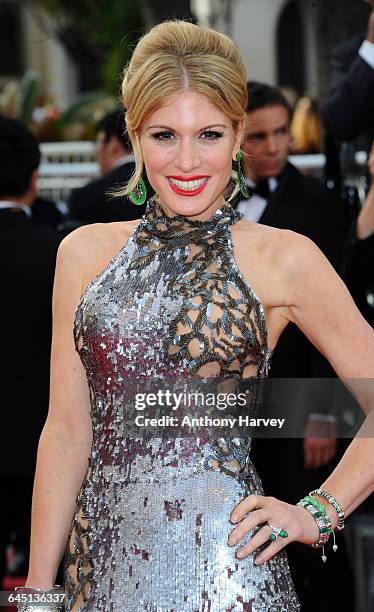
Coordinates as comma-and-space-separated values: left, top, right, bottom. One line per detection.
322, 33, 374, 143
68, 161, 146, 224
0, 209, 61, 476
321, 34, 374, 323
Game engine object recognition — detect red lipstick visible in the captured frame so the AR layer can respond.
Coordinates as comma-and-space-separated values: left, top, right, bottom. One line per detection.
167, 176, 210, 197
168, 175, 209, 180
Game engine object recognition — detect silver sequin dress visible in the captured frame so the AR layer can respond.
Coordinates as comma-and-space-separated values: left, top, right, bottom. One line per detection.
63, 198, 300, 611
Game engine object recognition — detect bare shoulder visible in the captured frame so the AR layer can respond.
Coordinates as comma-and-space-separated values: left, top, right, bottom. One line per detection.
59, 219, 139, 259
233, 218, 291, 257
252, 224, 344, 314
232, 219, 331, 309
235, 219, 324, 273
270, 228, 336, 293
58, 219, 140, 292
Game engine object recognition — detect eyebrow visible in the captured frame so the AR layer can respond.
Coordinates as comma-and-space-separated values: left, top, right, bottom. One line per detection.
248, 124, 289, 137
147, 124, 229, 131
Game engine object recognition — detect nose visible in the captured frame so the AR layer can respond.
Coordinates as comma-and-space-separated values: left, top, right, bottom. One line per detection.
175, 138, 200, 173
266, 135, 279, 155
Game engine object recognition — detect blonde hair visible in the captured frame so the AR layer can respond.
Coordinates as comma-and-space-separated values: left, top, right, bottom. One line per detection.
120, 20, 248, 195
291, 96, 322, 154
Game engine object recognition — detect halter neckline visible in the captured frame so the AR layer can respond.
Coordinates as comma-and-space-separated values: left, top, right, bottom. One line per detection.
140, 196, 243, 241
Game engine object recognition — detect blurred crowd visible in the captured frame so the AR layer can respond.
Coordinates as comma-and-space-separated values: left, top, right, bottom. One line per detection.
1, 6, 374, 611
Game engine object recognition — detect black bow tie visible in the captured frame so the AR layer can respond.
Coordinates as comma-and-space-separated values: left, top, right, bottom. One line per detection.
252, 179, 270, 200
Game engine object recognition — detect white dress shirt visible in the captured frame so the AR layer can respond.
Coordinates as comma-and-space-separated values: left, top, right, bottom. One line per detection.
236, 177, 278, 222
112, 154, 135, 170
0, 199, 32, 218
359, 39, 374, 70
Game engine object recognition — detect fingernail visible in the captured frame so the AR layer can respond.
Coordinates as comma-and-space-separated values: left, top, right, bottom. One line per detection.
228, 536, 237, 546
236, 549, 245, 558
231, 513, 239, 523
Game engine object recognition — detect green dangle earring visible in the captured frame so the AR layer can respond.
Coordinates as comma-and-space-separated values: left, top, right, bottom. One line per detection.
128, 176, 147, 206
235, 151, 251, 198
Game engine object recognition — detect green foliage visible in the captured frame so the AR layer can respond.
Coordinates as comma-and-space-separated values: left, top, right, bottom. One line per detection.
17, 70, 42, 125
58, 91, 112, 124
35, 0, 144, 94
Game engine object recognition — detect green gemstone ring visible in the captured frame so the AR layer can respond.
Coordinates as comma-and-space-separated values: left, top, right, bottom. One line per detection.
268, 524, 288, 542
269, 533, 277, 542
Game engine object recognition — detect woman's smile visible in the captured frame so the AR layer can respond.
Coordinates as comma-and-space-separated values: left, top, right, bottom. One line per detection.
167, 175, 210, 196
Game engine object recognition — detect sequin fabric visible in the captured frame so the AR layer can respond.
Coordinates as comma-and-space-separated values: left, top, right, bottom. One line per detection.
63, 197, 300, 611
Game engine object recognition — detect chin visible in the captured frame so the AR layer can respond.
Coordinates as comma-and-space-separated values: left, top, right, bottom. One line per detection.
156, 186, 223, 219
257, 162, 285, 179
257, 169, 278, 179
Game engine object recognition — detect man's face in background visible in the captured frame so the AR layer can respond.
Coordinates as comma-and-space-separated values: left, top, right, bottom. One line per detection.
96, 130, 113, 175
241, 104, 291, 182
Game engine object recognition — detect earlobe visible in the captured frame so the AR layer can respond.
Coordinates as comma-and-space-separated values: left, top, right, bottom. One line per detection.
235, 119, 246, 149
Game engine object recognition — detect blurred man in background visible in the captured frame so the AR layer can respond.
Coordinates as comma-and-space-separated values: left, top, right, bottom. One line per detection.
68, 109, 146, 224
322, 0, 374, 145
322, 0, 374, 326
0, 115, 60, 584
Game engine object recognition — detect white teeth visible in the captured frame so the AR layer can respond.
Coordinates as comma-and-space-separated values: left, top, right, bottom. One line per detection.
169, 177, 208, 190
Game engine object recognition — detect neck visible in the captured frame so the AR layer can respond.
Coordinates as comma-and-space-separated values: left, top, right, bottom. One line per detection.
1, 195, 32, 207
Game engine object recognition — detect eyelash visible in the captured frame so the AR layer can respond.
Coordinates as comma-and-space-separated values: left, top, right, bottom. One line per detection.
150, 130, 224, 141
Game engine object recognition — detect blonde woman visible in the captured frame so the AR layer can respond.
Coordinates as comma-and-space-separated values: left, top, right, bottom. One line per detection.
21, 21, 374, 612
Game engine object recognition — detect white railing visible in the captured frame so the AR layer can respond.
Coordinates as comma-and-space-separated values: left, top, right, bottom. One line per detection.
289, 151, 367, 171
38, 142, 99, 200
39, 162, 99, 176
40, 141, 97, 163
36, 141, 368, 203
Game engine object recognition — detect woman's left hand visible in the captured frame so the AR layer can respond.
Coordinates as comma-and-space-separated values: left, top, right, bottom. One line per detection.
228, 494, 321, 564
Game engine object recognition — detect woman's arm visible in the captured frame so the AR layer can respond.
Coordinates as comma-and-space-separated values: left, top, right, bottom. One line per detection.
25, 229, 94, 588
229, 232, 374, 562
284, 234, 374, 516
